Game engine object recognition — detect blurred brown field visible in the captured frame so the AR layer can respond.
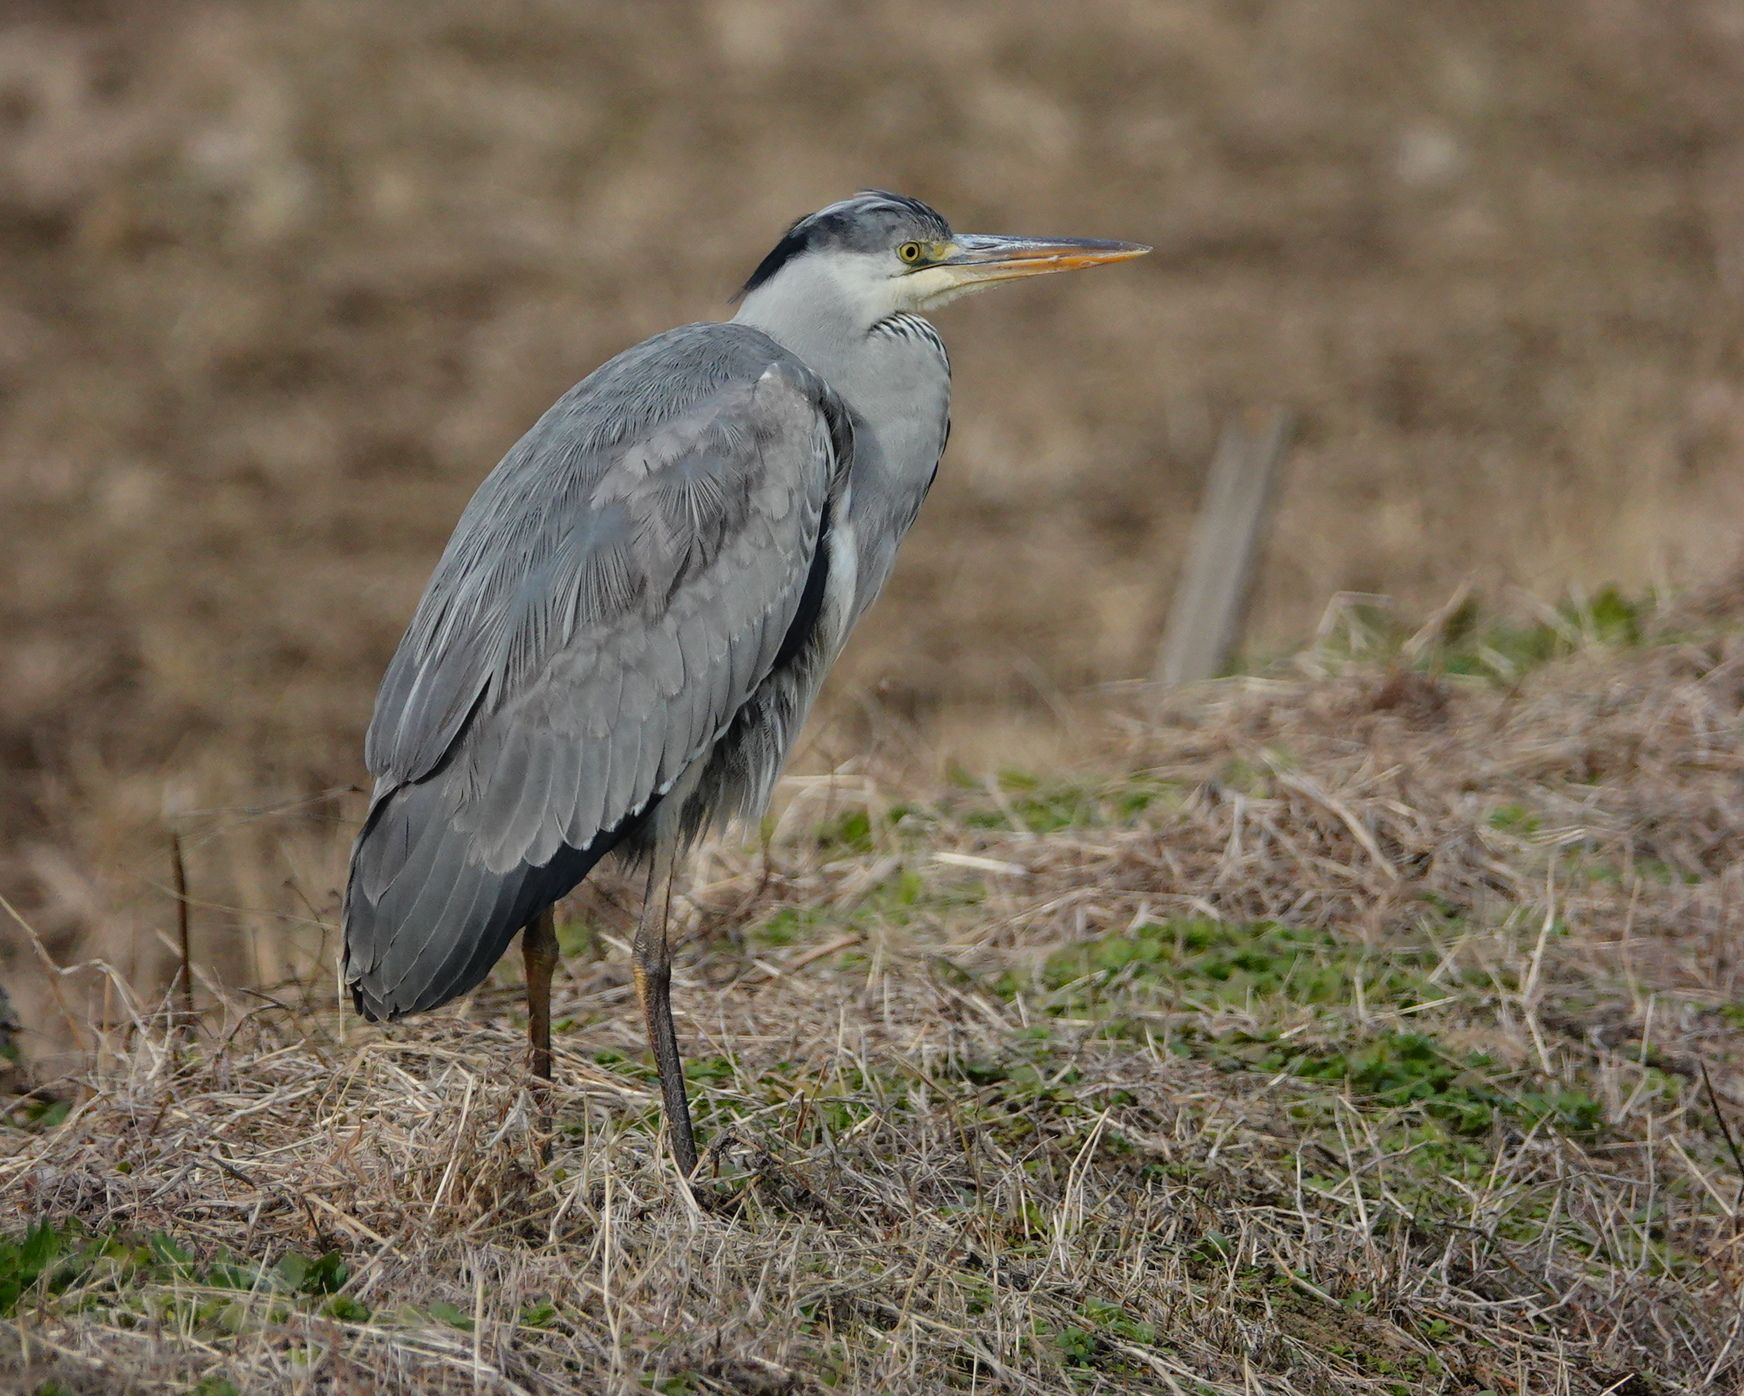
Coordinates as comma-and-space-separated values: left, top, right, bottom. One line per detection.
3, 0, 1743, 1049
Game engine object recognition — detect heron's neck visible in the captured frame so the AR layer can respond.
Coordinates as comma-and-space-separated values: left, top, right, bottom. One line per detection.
732, 262, 892, 397
735, 265, 952, 627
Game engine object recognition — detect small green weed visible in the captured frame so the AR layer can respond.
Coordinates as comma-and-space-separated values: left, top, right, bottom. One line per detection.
1255, 1031, 1602, 1135
1318, 586, 1654, 683
1, 1220, 95, 1316
960, 772, 1184, 834
1487, 803, 1542, 835
0, 1219, 370, 1329
1006, 919, 1438, 1019
748, 869, 985, 949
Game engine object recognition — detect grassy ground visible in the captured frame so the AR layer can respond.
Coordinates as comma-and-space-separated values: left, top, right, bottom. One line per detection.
4, 589, 1743, 1393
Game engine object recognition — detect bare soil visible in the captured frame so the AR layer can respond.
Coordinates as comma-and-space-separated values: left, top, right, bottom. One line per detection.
3, 2, 1744, 1042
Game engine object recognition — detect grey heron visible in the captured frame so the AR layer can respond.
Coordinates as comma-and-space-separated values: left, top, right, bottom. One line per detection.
342, 192, 1147, 1176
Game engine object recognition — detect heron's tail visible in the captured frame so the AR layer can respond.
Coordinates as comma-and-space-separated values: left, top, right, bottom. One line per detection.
341, 778, 613, 1021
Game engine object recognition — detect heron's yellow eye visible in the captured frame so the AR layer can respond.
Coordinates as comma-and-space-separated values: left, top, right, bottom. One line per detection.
897, 242, 924, 264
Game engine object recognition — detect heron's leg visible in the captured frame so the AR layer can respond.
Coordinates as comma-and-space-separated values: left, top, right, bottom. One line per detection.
523, 905, 559, 1081
632, 842, 698, 1177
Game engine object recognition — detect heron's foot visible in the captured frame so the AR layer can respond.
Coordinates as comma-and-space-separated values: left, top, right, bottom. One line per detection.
672, 1130, 749, 1214
683, 1132, 837, 1223
523, 1057, 558, 1165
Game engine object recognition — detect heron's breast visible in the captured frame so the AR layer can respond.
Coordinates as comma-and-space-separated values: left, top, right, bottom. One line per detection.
816, 512, 860, 667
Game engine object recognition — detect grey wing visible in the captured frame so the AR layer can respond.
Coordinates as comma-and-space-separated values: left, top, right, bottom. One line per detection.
343, 325, 848, 1019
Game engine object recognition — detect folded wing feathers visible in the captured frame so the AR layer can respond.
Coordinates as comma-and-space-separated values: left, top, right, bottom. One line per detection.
345, 328, 845, 1017
568, 731, 611, 848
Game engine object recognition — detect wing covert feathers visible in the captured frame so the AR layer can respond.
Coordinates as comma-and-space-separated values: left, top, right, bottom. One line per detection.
344, 324, 850, 1019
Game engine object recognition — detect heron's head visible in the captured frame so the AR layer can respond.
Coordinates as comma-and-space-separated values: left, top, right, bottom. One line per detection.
735, 191, 1149, 330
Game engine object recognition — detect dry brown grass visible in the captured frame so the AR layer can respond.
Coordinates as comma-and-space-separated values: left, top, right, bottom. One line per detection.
5, 589, 1742, 1393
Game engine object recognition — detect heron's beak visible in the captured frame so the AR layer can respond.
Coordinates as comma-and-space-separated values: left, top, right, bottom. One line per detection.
934, 233, 1151, 289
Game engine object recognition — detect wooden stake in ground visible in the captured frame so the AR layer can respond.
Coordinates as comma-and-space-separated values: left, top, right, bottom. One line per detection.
171, 831, 195, 1035
1153, 409, 1293, 687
